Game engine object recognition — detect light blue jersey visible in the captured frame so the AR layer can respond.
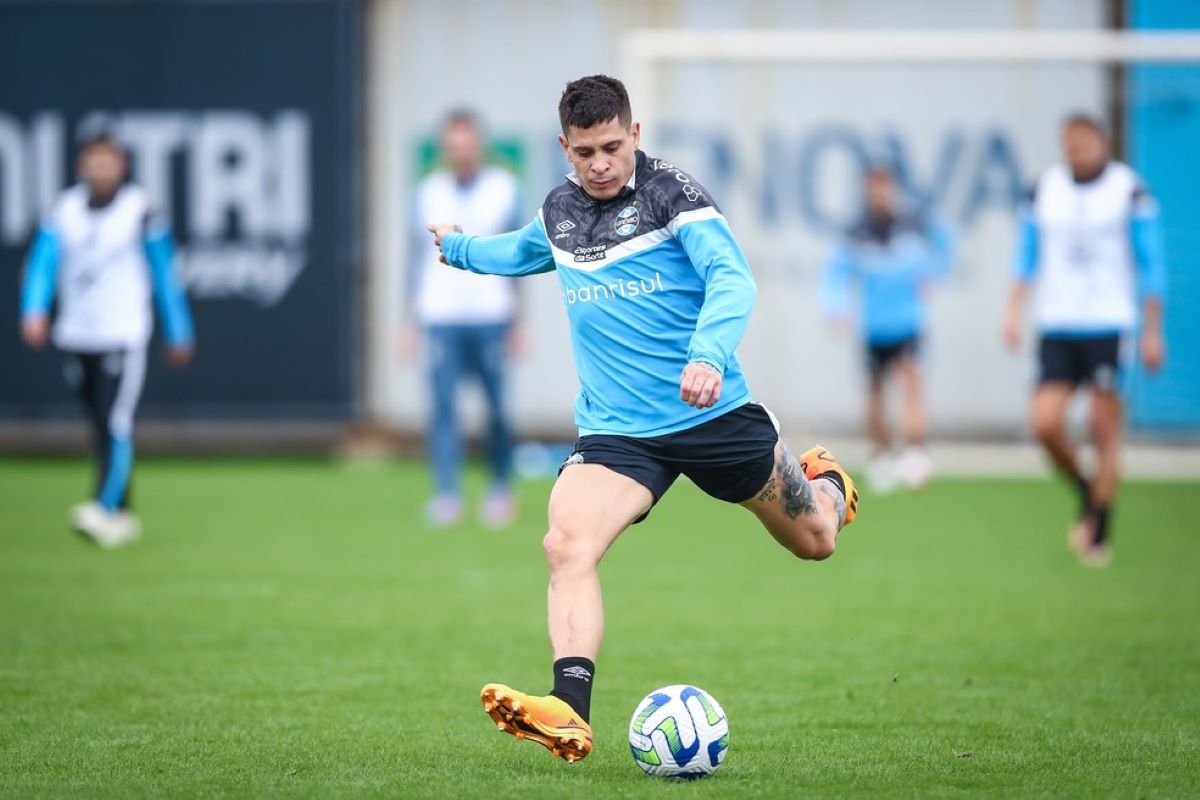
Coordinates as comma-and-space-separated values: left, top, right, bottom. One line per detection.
821, 211, 954, 345
439, 151, 756, 438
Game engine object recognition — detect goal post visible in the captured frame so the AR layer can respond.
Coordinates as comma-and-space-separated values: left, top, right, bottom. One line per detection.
622, 30, 1200, 152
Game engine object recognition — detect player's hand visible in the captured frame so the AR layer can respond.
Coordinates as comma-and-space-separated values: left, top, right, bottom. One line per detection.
680, 361, 723, 408
166, 344, 194, 367
1141, 328, 1165, 373
20, 315, 49, 349
396, 321, 420, 361
1002, 307, 1021, 352
506, 322, 527, 358
426, 223, 463, 265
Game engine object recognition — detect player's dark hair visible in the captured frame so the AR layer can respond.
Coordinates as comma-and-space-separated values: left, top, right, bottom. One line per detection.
77, 132, 126, 159
558, 75, 632, 134
1062, 112, 1108, 138
442, 107, 482, 132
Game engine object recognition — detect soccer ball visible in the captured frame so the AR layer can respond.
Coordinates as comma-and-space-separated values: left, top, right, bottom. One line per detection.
628, 684, 729, 778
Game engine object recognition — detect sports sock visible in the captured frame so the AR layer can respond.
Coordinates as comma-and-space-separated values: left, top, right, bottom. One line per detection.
1091, 505, 1110, 546
815, 470, 846, 498
549, 657, 595, 723
813, 473, 848, 527
1075, 475, 1092, 519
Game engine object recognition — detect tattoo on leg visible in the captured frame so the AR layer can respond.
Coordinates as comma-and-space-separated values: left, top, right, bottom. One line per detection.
777, 446, 817, 519
813, 477, 848, 528
756, 476, 779, 504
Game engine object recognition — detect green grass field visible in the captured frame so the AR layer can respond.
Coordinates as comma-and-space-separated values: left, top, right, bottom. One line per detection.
1, 457, 1198, 798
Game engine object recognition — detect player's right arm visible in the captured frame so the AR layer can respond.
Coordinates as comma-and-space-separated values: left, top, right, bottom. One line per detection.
1004, 192, 1039, 351
1129, 182, 1166, 372
143, 213, 196, 366
820, 239, 855, 333
428, 215, 555, 277
19, 224, 62, 349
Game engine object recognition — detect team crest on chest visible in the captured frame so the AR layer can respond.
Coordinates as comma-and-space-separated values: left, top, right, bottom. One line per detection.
614, 205, 640, 237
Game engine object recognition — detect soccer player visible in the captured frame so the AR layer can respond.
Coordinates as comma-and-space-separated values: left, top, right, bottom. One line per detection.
821, 165, 954, 491
403, 110, 523, 528
19, 133, 194, 548
1004, 114, 1166, 566
427, 75, 858, 762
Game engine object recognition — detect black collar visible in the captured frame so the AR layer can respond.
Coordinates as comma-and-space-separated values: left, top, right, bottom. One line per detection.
1071, 160, 1109, 185
88, 187, 119, 209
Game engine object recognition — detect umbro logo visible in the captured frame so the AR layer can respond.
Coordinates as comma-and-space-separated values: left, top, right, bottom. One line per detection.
554, 219, 576, 240
562, 666, 592, 682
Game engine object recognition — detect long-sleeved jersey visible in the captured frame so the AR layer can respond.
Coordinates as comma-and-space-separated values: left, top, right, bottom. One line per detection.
21, 183, 194, 352
821, 210, 954, 345
440, 150, 756, 438
1013, 160, 1166, 334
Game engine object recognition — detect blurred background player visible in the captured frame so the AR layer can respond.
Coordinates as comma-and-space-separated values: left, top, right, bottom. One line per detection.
403, 110, 523, 528
821, 164, 954, 492
1004, 114, 1166, 567
19, 133, 195, 548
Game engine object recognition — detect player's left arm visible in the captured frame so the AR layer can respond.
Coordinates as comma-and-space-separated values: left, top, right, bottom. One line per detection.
1130, 183, 1167, 372
672, 203, 757, 409
143, 213, 196, 366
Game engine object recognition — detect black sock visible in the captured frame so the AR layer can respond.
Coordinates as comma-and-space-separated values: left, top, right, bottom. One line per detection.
549, 657, 594, 723
1092, 505, 1111, 545
1075, 475, 1092, 519
815, 470, 846, 498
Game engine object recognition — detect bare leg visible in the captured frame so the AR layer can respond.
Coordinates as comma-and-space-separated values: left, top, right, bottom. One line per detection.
1030, 383, 1082, 479
1088, 389, 1122, 508
741, 441, 844, 561
544, 464, 654, 661
866, 374, 889, 452
1086, 389, 1123, 552
896, 355, 926, 446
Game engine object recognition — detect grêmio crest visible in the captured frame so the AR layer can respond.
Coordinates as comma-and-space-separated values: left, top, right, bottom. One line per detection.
614, 204, 640, 236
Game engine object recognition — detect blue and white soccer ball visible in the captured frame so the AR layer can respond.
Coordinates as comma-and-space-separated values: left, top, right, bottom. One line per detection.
628, 684, 729, 779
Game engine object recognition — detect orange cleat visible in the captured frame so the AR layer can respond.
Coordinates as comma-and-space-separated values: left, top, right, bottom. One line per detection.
799, 445, 859, 526
480, 683, 593, 762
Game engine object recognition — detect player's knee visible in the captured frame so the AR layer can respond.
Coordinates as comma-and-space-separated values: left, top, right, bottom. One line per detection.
1030, 410, 1063, 443
542, 520, 594, 571
1089, 408, 1121, 446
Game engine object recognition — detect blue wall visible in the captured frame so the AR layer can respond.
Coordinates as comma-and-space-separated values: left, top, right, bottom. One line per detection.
1127, 0, 1200, 430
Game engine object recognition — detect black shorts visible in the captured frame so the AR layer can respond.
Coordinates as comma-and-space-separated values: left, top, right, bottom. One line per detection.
866, 335, 919, 379
559, 402, 780, 523
1038, 334, 1124, 391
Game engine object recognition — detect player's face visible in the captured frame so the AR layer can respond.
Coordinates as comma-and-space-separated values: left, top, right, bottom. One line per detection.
559, 117, 640, 200
442, 121, 483, 178
865, 171, 896, 215
78, 145, 127, 198
1062, 124, 1108, 177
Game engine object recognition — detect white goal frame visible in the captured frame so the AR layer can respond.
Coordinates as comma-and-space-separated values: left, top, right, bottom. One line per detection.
620, 29, 1200, 152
